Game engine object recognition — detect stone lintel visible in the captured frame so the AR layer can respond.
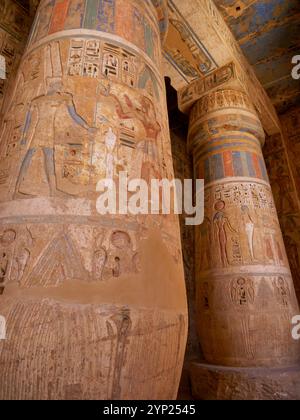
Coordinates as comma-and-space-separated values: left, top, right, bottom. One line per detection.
178, 62, 239, 114
169, 0, 280, 135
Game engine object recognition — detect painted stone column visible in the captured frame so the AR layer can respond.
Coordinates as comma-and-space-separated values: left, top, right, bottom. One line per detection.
0, 0, 35, 121
0, 0, 187, 400
185, 88, 300, 399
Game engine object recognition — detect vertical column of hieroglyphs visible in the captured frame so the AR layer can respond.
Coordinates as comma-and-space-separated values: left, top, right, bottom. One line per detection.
0, 0, 33, 121
186, 88, 299, 367
0, 0, 187, 400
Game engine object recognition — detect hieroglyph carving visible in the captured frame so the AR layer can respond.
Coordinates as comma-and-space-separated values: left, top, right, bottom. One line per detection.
0, 38, 169, 202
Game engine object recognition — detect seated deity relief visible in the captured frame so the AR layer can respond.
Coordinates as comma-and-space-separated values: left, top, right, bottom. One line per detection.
0, 223, 142, 290
93, 230, 141, 281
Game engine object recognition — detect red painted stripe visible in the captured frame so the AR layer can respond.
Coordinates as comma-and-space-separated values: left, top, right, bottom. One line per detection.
223, 150, 234, 177
115, 0, 133, 45
49, 0, 70, 34
198, 161, 204, 180
252, 153, 262, 179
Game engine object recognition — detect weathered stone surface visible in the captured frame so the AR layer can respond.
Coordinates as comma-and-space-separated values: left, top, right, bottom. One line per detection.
0, 0, 187, 400
165, 0, 281, 135
0, 0, 34, 120
190, 362, 300, 400
264, 128, 300, 303
182, 87, 300, 400
188, 89, 300, 368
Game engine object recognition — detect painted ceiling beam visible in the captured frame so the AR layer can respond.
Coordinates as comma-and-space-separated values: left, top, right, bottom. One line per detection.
163, 0, 281, 135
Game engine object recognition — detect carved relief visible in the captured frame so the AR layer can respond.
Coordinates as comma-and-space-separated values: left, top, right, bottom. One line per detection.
213, 200, 238, 268
0, 299, 187, 399
178, 63, 237, 113
188, 87, 254, 125
0, 37, 166, 201
0, 223, 144, 288
164, 0, 217, 82
197, 216, 212, 270
0, 0, 187, 402
273, 277, 290, 307
0, 226, 34, 292
0, 229, 16, 293
0, 1, 32, 113
189, 85, 299, 368
108, 230, 136, 278
199, 182, 288, 268
230, 278, 255, 307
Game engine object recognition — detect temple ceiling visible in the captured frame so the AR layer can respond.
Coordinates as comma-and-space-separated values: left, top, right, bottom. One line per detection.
163, 0, 281, 135
11, 0, 299, 119
214, 0, 300, 113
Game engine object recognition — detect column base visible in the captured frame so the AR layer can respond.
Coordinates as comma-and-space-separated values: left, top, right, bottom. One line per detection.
189, 361, 300, 400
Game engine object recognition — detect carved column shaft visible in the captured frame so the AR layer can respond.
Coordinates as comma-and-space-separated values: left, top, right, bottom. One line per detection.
0, 0, 187, 400
0, 0, 34, 121
188, 89, 300, 368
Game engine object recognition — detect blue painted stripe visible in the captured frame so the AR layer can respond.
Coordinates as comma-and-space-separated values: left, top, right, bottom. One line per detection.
259, 157, 269, 181
232, 151, 244, 177
246, 152, 256, 177
211, 154, 224, 181
204, 158, 210, 182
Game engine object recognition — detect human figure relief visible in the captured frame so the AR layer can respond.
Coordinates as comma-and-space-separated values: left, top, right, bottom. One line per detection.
241, 205, 256, 262
263, 226, 285, 266
213, 200, 237, 267
15, 248, 30, 282
273, 277, 290, 307
199, 217, 212, 270
109, 231, 135, 277
113, 93, 162, 182
93, 248, 107, 281
14, 78, 96, 199
230, 278, 255, 307
104, 127, 117, 180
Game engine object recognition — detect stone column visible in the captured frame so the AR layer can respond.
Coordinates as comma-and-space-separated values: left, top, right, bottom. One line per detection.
182, 87, 300, 399
0, 0, 187, 400
0, 0, 35, 121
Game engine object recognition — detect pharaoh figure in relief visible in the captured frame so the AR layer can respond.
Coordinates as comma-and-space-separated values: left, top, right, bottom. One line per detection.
0, 0, 187, 400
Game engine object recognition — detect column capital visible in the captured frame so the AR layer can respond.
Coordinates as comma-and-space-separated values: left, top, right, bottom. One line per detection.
187, 88, 266, 152
178, 62, 257, 115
